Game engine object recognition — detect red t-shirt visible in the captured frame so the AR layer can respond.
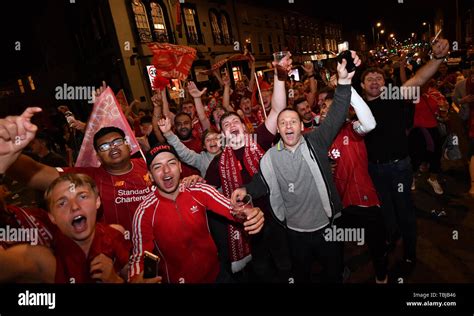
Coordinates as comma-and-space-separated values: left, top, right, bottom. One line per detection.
414, 88, 445, 128
58, 158, 153, 235
180, 136, 202, 178
0, 205, 56, 249
192, 118, 204, 141
129, 183, 236, 283
54, 223, 131, 283
328, 122, 380, 208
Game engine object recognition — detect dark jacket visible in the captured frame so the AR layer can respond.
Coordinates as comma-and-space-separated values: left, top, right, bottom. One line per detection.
246, 84, 352, 228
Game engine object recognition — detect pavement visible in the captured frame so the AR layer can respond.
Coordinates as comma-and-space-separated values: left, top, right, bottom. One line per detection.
343, 159, 474, 283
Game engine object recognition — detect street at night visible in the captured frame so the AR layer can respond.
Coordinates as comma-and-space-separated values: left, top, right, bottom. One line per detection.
0, 0, 473, 314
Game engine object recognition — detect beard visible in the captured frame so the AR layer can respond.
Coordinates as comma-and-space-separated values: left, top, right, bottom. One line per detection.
177, 128, 192, 140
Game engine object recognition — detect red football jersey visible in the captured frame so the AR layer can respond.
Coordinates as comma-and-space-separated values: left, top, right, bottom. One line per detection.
0, 205, 56, 249
179, 136, 202, 177
192, 118, 204, 141
54, 223, 131, 283
328, 122, 380, 208
59, 158, 153, 235
129, 183, 236, 284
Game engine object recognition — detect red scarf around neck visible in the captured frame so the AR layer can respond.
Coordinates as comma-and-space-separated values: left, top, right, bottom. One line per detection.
218, 134, 265, 272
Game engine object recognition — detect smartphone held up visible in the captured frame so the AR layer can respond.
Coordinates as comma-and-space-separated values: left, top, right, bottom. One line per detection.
337, 41, 356, 73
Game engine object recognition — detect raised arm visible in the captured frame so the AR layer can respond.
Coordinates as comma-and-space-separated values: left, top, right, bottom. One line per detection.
212, 69, 224, 88
159, 89, 175, 122
159, 117, 201, 169
350, 87, 376, 135
265, 53, 293, 135
222, 72, 234, 113
0, 107, 58, 190
303, 62, 318, 108
187, 81, 211, 131
248, 54, 256, 92
151, 92, 166, 144
307, 51, 360, 149
403, 39, 449, 89
7, 155, 60, 190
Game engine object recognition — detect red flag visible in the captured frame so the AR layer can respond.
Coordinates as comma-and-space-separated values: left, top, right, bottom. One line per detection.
115, 89, 129, 112
197, 54, 251, 76
147, 43, 196, 81
75, 87, 141, 167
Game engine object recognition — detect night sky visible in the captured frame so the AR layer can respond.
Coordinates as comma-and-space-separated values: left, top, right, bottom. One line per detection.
0, 0, 469, 82
254, 0, 454, 38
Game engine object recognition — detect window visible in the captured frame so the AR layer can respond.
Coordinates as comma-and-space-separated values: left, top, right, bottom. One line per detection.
132, 0, 152, 42
257, 33, 264, 54
182, 5, 202, 45
232, 66, 242, 82
268, 34, 274, 53
209, 10, 222, 45
220, 12, 232, 45
150, 2, 169, 42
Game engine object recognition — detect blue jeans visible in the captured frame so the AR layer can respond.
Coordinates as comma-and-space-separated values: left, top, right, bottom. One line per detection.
368, 156, 417, 261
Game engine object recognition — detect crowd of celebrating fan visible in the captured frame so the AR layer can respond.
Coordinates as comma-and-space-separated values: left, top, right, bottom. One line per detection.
1, 35, 473, 284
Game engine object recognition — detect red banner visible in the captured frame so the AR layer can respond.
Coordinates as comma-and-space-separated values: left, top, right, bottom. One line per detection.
197, 54, 251, 75
115, 89, 129, 112
75, 87, 141, 168
147, 43, 197, 81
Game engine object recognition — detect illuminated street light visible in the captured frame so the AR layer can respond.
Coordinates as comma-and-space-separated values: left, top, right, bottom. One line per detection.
373, 22, 383, 48
390, 33, 395, 38
380, 30, 385, 34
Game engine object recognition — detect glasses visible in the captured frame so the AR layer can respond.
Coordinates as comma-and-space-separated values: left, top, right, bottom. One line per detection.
97, 138, 125, 152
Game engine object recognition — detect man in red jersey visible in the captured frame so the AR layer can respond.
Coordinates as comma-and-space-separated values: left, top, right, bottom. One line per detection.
7, 126, 153, 238
129, 144, 264, 283
0, 173, 132, 283
323, 87, 388, 283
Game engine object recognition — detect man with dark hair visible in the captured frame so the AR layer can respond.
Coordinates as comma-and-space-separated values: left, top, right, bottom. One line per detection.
294, 97, 318, 133
204, 54, 293, 283
129, 144, 264, 283
361, 39, 450, 273
174, 112, 202, 177
29, 131, 68, 167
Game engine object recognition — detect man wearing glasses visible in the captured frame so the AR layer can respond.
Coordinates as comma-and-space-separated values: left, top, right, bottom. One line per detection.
7, 127, 152, 238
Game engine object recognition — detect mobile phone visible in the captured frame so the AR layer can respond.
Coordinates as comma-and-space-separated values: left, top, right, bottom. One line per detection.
143, 251, 160, 278
336, 41, 356, 73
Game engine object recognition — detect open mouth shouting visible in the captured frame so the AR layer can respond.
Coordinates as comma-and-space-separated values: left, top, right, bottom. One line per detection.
162, 175, 175, 190
71, 214, 88, 234
285, 130, 295, 142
